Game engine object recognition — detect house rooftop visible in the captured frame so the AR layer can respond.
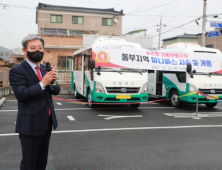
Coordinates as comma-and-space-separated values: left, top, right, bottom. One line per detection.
37, 2, 124, 16
163, 33, 198, 41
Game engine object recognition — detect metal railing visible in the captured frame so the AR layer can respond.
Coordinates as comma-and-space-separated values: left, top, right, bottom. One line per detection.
0, 68, 72, 86
0, 68, 10, 87
56, 70, 72, 85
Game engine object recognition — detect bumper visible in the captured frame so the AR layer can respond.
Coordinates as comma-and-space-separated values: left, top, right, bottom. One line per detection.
179, 93, 222, 103
91, 93, 148, 103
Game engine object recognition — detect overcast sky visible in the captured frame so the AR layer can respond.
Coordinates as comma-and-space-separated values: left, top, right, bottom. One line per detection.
1, 0, 222, 50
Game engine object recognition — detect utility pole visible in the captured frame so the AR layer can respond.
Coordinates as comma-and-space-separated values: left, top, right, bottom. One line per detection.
201, 0, 207, 47
158, 16, 162, 50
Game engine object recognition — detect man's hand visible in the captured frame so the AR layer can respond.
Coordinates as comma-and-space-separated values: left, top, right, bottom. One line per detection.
41, 70, 57, 87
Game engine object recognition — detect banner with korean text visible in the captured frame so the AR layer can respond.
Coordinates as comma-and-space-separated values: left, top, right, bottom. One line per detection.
92, 45, 222, 73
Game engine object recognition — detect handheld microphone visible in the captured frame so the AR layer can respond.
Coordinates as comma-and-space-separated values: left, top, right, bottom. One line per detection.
45, 62, 56, 90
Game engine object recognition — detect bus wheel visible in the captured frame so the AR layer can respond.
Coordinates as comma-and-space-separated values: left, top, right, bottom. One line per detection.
205, 103, 217, 108
87, 90, 95, 108
169, 90, 181, 108
130, 103, 140, 109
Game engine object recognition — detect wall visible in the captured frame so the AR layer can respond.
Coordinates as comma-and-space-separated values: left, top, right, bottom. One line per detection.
40, 35, 83, 69
197, 35, 222, 52
37, 10, 122, 36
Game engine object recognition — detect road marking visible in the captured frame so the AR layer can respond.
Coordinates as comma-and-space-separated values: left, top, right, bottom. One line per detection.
164, 112, 222, 119
0, 107, 178, 112
98, 114, 143, 120
2, 106, 222, 113
56, 102, 62, 105
67, 116, 75, 121
1, 125, 222, 136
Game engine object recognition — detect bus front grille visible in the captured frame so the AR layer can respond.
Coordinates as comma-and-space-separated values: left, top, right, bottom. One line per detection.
106, 87, 140, 93
198, 89, 222, 94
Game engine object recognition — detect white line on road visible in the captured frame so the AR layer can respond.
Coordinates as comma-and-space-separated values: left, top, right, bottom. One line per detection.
67, 116, 75, 121
56, 102, 62, 105
0, 107, 178, 112
98, 114, 143, 120
1, 125, 222, 136
164, 112, 222, 119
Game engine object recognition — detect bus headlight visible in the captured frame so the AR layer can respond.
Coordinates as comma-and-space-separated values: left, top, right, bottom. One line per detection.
189, 84, 197, 93
141, 82, 148, 93
95, 82, 105, 93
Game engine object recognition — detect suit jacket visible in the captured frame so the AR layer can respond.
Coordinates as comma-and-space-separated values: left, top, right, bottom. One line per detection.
9, 60, 60, 136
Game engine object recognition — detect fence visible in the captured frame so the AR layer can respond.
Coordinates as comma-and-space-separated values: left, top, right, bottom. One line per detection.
57, 70, 72, 85
0, 68, 10, 87
0, 68, 72, 86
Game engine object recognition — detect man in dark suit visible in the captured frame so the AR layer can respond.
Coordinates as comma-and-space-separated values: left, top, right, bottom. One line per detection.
9, 34, 60, 170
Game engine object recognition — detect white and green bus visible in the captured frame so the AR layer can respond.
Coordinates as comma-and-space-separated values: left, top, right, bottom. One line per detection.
148, 43, 222, 108
73, 37, 148, 108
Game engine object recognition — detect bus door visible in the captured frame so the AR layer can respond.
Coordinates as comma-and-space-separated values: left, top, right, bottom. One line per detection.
74, 54, 84, 95
148, 70, 156, 95
156, 71, 163, 95
83, 55, 90, 96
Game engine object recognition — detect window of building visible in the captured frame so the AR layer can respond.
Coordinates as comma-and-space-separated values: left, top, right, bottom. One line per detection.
58, 56, 72, 70
72, 16, 84, 25
102, 18, 113, 26
50, 15, 62, 23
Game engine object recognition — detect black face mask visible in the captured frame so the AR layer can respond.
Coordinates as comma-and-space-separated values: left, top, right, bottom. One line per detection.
27, 50, 44, 62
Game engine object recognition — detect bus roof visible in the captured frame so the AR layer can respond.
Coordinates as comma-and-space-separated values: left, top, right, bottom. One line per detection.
73, 37, 143, 56
164, 43, 221, 54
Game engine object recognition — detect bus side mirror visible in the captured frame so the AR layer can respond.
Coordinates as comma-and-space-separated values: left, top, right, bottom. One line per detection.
186, 64, 192, 73
89, 60, 95, 69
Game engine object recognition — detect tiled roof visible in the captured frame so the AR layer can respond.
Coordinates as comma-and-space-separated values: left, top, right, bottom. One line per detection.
163, 33, 198, 41
37, 3, 124, 16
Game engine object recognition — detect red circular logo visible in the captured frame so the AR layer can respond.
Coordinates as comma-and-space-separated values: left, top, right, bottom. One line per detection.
97, 51, 108, 62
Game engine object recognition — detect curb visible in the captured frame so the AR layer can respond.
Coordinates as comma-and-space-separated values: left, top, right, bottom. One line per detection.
0, 97, 6, 108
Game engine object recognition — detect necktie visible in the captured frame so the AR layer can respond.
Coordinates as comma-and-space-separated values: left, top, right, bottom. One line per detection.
35, 65, 42, 81
35, 65, 51, 116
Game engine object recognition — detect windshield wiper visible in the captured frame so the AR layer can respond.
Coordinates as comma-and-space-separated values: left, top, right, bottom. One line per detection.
113, 70, 122, 74
210, 73, 222, 75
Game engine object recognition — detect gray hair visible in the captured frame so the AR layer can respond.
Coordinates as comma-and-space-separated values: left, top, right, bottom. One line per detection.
21, 34, 44, 49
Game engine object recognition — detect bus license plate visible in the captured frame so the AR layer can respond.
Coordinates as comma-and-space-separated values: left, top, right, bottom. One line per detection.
212, 95, 218, 99
116, 95, 131, 99
207, 95, 218, 99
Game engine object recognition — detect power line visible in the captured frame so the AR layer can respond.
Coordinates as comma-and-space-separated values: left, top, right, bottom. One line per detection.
151, 17, 200, 38
126, 0, 182, 15
0, 19, 20, 47
1, 15, 36, 24
125, 15, 199, 17
163, 0, 199, 26
151, 12, 222, 38
0, 3, 35, 9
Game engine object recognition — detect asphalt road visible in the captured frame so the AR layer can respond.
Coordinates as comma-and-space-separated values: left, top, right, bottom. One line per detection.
1, 94, 222, 170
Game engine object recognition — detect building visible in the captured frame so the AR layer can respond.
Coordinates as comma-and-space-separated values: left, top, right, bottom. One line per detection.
36, 3, 124, 70
162, 33, 198, 49
197, 28, 222, 52
11, 54, 25, 65
36, 3, 124, 36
